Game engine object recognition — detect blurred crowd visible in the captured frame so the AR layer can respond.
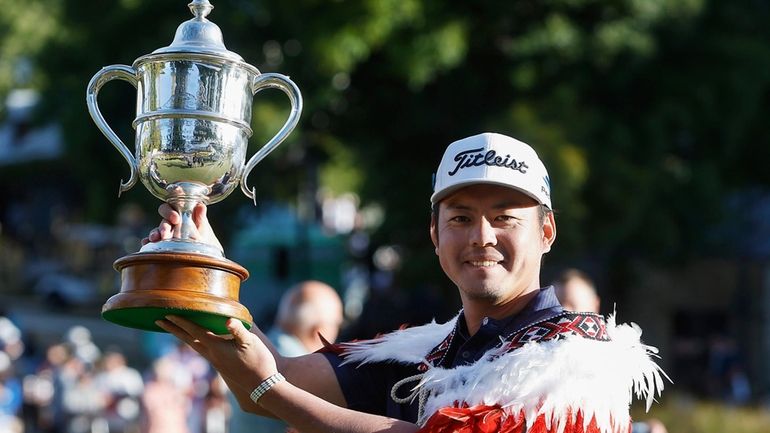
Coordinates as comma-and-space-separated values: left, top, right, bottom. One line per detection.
0, 266, 759, 433
0, 312, 232, 433
0, 277, 349, 433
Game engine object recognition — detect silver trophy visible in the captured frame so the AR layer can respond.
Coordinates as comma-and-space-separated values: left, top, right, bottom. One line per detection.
86, 0, 302, 334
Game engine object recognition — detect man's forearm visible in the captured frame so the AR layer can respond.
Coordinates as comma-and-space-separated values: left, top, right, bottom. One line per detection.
229, 327, 347, 416
259, 380, 418, 433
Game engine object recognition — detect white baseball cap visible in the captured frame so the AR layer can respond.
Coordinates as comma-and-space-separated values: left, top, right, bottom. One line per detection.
431, 132, 552, 208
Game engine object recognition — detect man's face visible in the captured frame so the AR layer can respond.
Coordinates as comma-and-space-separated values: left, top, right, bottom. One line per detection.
430, 184, 556, 305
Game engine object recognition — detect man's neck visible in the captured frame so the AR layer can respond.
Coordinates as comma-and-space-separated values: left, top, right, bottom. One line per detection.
462, 288, 540, 336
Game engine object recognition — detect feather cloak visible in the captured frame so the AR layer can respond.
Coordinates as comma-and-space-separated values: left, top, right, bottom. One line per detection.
339, 313, 667, 433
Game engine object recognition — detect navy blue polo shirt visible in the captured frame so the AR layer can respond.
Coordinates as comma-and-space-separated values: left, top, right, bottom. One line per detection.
322, 286, 564, 423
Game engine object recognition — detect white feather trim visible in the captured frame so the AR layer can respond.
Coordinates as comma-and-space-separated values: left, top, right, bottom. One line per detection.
340, 313, 667, 433
339, 314, 459, 366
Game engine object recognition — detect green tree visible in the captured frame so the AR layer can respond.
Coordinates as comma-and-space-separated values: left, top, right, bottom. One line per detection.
2, 0, 769, 288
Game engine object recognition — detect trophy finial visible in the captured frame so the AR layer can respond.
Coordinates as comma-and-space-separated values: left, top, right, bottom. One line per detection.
189, 0, 214, 20
152, 0, 242, 60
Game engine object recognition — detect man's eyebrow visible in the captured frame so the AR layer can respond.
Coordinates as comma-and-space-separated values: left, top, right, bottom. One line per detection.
492, 201, 519, 210
444, 203, 472, 211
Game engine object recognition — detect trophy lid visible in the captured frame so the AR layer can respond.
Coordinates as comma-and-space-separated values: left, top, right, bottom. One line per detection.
151, 0, 244, 62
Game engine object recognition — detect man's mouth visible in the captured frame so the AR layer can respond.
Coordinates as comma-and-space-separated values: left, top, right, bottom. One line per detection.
467, 260, 500, 268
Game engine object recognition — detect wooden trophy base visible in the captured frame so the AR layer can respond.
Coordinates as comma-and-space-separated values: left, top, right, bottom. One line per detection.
103, 251, 252, 335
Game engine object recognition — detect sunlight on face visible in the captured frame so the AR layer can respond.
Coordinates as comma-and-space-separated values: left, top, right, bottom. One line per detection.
431, 184, 555, 305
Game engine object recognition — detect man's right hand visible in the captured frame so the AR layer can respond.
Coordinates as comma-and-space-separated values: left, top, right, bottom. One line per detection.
157, 316, 348, 416
157, 317, 279, 396
141, 203, 224, 252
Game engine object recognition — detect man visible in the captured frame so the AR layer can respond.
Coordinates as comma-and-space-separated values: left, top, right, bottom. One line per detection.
229, 280, 343, 433
150, 132, 667, 433
270, 280, 345, 355
554, 268, 601, 313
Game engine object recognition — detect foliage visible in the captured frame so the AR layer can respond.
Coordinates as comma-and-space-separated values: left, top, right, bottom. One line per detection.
1, 0, 769, 284
0, 0, 62, 99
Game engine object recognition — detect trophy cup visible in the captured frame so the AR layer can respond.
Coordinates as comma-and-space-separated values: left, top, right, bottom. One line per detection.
86, 0, 302, 334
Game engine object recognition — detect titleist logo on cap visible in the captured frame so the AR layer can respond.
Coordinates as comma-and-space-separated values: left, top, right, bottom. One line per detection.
448, 147, 529, 176
430, 132, 552, 208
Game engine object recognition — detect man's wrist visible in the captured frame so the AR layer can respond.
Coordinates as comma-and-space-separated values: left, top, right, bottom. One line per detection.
249, 372, 285, 403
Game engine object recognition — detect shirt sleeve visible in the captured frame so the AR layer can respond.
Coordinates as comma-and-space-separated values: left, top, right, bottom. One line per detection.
321, 351, 389, 415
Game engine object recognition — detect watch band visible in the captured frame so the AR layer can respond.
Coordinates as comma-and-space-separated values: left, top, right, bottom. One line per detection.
249, 372, 286, 403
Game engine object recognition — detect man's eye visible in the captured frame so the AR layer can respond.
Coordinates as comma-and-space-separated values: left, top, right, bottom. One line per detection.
496, 215, 516, 222
449, 216, 469, 223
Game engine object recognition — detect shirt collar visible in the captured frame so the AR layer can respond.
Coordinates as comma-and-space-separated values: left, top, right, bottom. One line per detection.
516, 285, 562, 316
457, 285, 564, 337
499, 285, 564, 335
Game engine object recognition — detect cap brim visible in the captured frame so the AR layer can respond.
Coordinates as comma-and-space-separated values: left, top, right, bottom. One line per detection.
430, 178, 546, 207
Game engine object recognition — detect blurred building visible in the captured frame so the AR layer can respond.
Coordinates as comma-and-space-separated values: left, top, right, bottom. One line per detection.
228, 203, 347, 327
0, 88, 64, 166
559, 189, 770, 404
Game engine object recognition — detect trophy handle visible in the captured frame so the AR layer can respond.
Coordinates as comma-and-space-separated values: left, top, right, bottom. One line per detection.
86, 64, 139, 197
241, 73, 303, 204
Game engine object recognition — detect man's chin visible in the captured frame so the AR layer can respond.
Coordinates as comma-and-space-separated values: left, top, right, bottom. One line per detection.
461, 285, 505, 302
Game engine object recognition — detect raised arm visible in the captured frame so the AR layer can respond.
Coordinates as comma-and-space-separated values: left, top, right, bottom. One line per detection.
157, 317, 418, 433
143, 203, 349, 414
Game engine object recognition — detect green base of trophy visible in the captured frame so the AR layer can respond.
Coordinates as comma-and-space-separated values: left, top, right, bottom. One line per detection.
102, 306, 250, 335
102, 251, 252, 336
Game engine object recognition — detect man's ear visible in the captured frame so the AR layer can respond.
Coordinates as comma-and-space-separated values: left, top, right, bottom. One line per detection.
542, 211, 556, 254
430, 214, 439, 252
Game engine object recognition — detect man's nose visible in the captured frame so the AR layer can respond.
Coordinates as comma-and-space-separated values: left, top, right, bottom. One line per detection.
470, 218, 497, 247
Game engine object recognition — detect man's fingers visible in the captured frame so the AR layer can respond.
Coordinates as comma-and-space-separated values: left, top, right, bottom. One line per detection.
192, 203, 208, 227
146, 228, 158, 242
158, 221, 174, 240
226, 318, 251, 345
158, 203, 181, 224
164, 315, 211, 341
155, 318, 198, 346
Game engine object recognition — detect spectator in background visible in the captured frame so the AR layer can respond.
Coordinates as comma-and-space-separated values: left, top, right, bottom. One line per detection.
64, 326, 100, 368
94, 349, 143, 433
24, 342, 71, 433
57, 327, 103, 433
0, 312, 25, 362
554, 268, 600, 313
141, 357, 191, 433
162, 342, 213, 433
0, 351, 23, 433
270, 280, 345, 353
229, 280, 344, 433
0, 311, 23, 432
61, 363, 106, 433
204, 374, 230, 433
707, 333, 752, 405
52, 344, 86, 433
555, 268, 669, 433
